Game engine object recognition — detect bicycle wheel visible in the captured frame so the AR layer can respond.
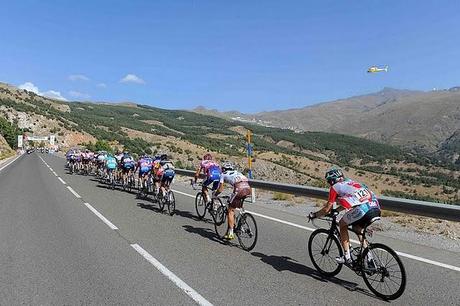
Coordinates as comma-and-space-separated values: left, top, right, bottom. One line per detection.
236, 212, 258, 251
361, 243, 406, 300
308, 229, 343, 277
167, 191, 176, 216
158, 192, 165, 212
213, 203, 227, 238
195, 193, 206, 219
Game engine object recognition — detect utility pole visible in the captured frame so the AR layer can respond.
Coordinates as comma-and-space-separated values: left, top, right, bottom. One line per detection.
246, 129, 256, 202
246, 130, 253, 179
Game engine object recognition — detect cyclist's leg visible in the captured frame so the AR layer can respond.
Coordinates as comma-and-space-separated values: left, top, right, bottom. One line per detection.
340, 204, 367, 261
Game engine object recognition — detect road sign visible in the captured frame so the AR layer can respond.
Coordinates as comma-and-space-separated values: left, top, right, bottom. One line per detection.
17, 135, 23, 148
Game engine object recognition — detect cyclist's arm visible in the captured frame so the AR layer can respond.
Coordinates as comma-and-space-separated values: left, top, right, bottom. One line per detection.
314, 187, 337, 218
194, 166, 202, 182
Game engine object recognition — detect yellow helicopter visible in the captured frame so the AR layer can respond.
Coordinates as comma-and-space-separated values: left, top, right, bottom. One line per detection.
367, 65, 388, 73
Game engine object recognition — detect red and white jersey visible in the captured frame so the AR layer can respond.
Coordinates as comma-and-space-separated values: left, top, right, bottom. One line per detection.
328, 179, 378, 210
220, 170, 248, 186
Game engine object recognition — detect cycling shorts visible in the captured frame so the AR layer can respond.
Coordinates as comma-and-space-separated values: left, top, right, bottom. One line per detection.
229, 181, 251, 208
161, 169, 175, 184
342, 203, 381, 227
106, 162, 117, 170
139, 167, 151, 177
203, 173, 221, 191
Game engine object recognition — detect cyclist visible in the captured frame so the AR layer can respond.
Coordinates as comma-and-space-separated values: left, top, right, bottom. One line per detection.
213, 162, 251, 240
193, 153, 222, 205
158, 154, 175, 196
136, 153, 153, 191
308, 167, 381, 265
82, 149, 92, 173
105, 153, 118, 181
115, 150, 124, 182
95, 151, 108, 176
120, 151, 135, 186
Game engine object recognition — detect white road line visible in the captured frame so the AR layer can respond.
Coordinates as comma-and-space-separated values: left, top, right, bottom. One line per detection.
396, 251, 460, 272
84, 203, 118, 230
174, 189, 460, 272
0, 154, 21, 172
58, 177, 67, 185
131, 244, 213, 306
173, 189, 196, 198
67, 186, 81, 198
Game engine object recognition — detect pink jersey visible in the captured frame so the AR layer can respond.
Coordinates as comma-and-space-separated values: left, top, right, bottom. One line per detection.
200, 160, 220, 177
328, 179, 378, 210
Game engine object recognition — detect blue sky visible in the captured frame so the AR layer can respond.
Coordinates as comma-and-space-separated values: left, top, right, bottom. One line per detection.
1, 0, 459, 112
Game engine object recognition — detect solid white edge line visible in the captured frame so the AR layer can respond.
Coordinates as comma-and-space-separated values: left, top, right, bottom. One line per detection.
84, 203, 118, 230
58, 177, 67, 185
396, 251, 460, 272
67, 186, 81, 198
131, 244, 213, 306
0, 154, 21, 172
174, 189, 460, 272
173, 189, 195, 198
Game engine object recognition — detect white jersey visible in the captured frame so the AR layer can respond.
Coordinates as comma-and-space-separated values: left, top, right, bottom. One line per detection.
115, 154, 123, 162
161, 161, 175, 170
220, 170, 248, 186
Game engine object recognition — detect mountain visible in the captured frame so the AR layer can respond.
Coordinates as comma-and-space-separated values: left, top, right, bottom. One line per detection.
193, 87, 460, 163
1, 82, 459, 204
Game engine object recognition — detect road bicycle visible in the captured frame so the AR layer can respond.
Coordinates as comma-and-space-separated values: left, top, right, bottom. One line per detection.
212, 196, 258, 251
191, 180, 223, 220
158, 187, 176, 216
308, 208, 406, 300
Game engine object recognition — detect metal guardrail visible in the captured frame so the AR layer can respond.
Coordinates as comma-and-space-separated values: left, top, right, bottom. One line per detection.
175, 168, 460, 222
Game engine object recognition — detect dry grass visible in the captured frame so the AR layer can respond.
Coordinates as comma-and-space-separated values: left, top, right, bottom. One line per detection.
272, 192, 293, 201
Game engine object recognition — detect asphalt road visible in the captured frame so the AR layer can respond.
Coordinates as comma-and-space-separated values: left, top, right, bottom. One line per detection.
0, 153, 459, 305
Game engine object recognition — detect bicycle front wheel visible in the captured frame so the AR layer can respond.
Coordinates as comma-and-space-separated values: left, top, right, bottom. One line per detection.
167, 191, 176, 216
308, 228, 343, 277
361, 243, 406, 300
213, 205, 228, 238
195, 193, 206, 219
236, 212, 258, 251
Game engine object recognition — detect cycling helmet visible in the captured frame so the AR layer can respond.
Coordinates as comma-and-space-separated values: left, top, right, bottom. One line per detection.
160, 154, 168, 161
325, 167, 344, 185
221, 162, 234, 173
203, 153, 212, 160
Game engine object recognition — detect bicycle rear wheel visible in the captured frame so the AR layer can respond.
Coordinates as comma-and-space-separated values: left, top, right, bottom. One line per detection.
195, 193, 206, 219
308, 228, 343, 277
236, 212, 258, 251
361, 243, 406, 300
167, 191, 176, 216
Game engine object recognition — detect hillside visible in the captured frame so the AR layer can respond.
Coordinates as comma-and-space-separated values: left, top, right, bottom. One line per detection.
0, 82, 459, 204
0, 134, 14, 160
194, 87, 460, 165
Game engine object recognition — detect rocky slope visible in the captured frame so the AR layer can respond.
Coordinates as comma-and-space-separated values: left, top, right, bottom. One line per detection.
194, 87, 460, 165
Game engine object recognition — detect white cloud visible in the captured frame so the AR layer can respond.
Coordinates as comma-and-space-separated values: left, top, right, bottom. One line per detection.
18, 82, 67, 101
68, 74, 90, 81
43, 90, 67, 101
120, 74, 145, 84
69, 90, 90, 99
97, 83, 107, 88
18, 82, 39, 94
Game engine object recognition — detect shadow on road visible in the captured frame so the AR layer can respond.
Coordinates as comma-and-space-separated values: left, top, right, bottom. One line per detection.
182, 225, 227, 245
174, 209, 213, 224
251, 252, 386, 301
137, 202, 162, 213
